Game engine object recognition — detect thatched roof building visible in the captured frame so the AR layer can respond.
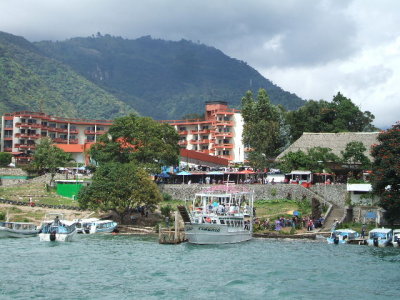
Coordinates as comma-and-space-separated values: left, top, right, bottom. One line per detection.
277, 132, 379, 161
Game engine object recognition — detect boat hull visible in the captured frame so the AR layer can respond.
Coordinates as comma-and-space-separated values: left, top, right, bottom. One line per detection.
0, 228, 38, 238
326, 238, 349, 245
184, 224, 252, 244
366, 239, 391, 247
39, 230, 77, 242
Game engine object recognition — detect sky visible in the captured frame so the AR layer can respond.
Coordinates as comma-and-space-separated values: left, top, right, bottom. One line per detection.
0, 0, 399, 128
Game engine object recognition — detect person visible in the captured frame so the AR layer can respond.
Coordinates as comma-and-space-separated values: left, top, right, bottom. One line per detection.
53, 216, 60, 226
165, 216, 170, 228
361, 224, 367, 238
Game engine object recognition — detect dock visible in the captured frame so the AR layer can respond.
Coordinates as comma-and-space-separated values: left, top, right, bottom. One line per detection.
158, 211, 187, 244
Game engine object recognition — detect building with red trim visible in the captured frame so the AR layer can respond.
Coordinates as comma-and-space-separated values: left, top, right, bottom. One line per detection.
1, 101, 244, 165
1, 111, 112, 164
162, 101, 245, 163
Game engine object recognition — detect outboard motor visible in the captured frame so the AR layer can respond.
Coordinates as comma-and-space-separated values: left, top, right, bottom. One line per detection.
373, 237, 379, 247
334, 237, 339, 244
50, 231, 57, 242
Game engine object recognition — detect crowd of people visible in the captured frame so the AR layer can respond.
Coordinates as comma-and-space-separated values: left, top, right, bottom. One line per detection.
254, 215, 325, 231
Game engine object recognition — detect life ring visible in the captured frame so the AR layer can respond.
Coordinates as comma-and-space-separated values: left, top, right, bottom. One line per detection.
206, 217, 211, 223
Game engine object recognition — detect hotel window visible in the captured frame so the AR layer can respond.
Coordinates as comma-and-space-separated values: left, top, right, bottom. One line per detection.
60, 124, 68, 129
70, 135, 76, 140
86, 126, 95, 131
27, 119, 37, 124
222, 150, 230, 155
41, 132, 47, 137
4, 120, 13, 128
179, 126, 186, 131
223, 139, 230, 144
49, 123, 56, 128
70, 125, 76, 130
202, 126, 209, 130
59, 134, 67, 139
49, 133, 56, 138
87, 135, 95, 142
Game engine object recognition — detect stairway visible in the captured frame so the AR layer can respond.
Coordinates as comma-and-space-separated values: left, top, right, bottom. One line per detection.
177, 205, 191, 224
322, 205, 345, 231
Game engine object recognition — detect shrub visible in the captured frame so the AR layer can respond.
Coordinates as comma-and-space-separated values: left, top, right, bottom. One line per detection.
0, 211, 5, 221
160, 205, 172, 218
0, 152, 12, 167
270, 188, 277, 197
162, 193, 172, 202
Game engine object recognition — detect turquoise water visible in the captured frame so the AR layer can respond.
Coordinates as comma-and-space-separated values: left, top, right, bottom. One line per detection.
1, 235, 400, 299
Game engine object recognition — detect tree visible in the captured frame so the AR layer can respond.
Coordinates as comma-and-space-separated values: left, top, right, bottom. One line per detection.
241, 89, 290, 170
279, 147, 339, 173
286, 92, 377, 142
371, 123, 400, 224
0, 152, 12, 167
32, 137, 72, 185
78, 162, 162, 222
90, 114, 180, 173
341, 141, 371, 172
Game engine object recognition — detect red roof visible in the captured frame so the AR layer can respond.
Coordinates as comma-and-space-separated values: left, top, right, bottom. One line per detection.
55, 144, 84, 153
180, 148, 228, 166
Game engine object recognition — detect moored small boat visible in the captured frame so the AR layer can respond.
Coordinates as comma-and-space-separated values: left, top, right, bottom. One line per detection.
392, 229, 400, 248
39, 213, 77, 242
0, 221, 39, 238
367, 228, 393, 247
75, 218, 118, 234
327, 229, 359, 244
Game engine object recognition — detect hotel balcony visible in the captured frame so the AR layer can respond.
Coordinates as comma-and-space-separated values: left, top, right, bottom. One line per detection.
14, 133, 41, 139
190, 129, 211, 135
191, 139, 211, 145
15, 122, 41, 129
53, 138, 68, 144
214, 132, 234, 138
84, 139, 96, 143
3, 136, 13, 140
69, 139, 79, 144
69, 129, 79, 134
84, 130, 106, 135
214, 143, 234, 149
199, 149, 214, 155
3, 148, 12, 152
214, 121, 234, 126
178, 140, 188, 146
178, 130, 188, 135
15, 144, 36, 150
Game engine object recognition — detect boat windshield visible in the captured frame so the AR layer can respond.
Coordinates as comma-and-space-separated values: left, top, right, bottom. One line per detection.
369, 232, 388, 239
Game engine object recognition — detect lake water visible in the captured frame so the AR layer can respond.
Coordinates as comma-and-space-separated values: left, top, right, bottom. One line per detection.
1, 235, 400, 299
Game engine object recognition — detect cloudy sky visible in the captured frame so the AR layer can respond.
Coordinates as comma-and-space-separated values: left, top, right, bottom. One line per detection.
1, 0, 399, 128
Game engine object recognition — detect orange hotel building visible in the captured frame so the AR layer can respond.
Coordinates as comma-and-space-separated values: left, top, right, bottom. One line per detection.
0, 101, 245, 165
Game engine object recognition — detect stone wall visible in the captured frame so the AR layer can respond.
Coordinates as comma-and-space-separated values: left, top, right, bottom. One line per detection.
309, 184, 347, 207
159, 183, 340, 204
0, 168, 28, 176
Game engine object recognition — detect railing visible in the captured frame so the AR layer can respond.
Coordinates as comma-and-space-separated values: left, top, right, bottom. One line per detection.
214, 121, 234, 126
4, 111, 113, 124
214, 132, 234, 138
178, 131, 188, 135
15, 144, 36, 149
84, 139, 96, 143
52, 138, 68, 143
14, 133, 41, 139
190, 129, 211, 134
214, 143, 233, 149
15, 122, 41, 128
3, 148, 12, 152
69, 139, 79, 144
178, 141, 188, 146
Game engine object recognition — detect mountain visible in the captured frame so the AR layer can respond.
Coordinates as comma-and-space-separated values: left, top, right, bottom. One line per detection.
35, 34, 305, 120
0, 31, 135, 120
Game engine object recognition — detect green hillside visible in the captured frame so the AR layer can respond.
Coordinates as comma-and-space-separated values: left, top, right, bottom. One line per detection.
35, 34, 305, 120
0, 31, 135, 119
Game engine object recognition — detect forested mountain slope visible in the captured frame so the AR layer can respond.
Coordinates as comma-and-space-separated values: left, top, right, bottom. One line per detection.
0, 31, 135, 119
35, 34, 305, 120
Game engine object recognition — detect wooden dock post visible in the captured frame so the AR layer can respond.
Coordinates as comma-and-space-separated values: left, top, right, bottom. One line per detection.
158, 210, 187, 244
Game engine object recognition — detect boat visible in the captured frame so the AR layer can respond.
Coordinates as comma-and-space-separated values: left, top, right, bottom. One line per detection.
39, 213, 77, 242
75, 218, 118, 234
392, 229, 400, 247
326, 229, 359, 244
178, 185, 254, 244
366, 228, 393, 247
0, 221, 39, 238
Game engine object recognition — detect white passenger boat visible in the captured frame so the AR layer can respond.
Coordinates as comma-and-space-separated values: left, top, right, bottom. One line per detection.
178, 185, 254, 245
0, 221, 39, 238
326, 229, 359, 244
75, 218, 118, 234
392, 229, 400, 248
39, 213, 77, 242
366, 228, 393, 247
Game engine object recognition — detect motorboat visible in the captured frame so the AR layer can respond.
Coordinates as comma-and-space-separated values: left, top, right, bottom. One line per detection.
178, 185, 254, 244
392, 229, 400, 248
326, 229, 359, 244
0, 221, 39, 238
366, 228, 393, 247
75, 218, 118, 234
39, 213, 77, 242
